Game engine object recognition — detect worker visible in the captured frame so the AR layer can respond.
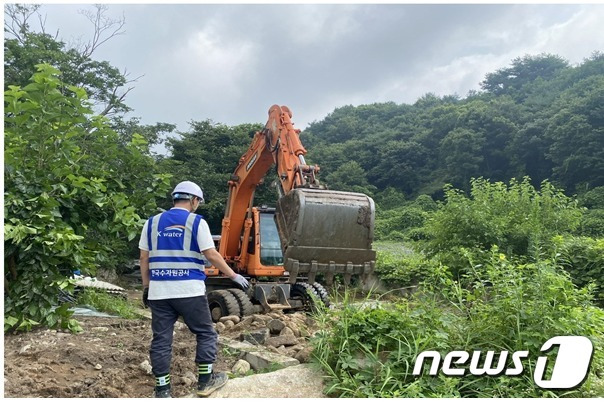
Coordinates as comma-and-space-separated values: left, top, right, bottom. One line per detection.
139, 180, 250, 398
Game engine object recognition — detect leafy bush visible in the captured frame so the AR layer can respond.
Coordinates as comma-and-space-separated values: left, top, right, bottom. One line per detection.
579, 186, 604, 209
313, 250, 604, 397
375, 249, 437, 287
422, 177, 583, 276
553, 235, 604, 304
375, 195, 436, 241
580, 209, 604, 238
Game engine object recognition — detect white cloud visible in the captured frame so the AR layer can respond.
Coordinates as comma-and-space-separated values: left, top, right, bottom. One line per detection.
284, 5, 362, 47
172, 26, 258, 100
22, 3, 604, 136
529, 5, 604, 63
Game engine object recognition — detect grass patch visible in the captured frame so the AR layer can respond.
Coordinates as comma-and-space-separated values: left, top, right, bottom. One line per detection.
76, 288, 141, 319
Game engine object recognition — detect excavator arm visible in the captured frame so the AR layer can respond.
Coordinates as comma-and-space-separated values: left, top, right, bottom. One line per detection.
219, 105, 376, 284
219, 105, 317, 263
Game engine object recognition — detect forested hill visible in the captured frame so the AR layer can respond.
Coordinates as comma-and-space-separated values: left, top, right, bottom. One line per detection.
302, 53, 604, 199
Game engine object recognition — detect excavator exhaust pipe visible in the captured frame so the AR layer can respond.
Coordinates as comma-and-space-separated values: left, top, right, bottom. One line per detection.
275, 188, 376, 286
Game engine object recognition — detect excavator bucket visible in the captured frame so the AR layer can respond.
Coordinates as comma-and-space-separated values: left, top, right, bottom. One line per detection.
275, 188, 376, 285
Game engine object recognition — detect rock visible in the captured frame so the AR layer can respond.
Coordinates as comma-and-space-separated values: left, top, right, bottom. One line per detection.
286, 323, 301, 337
294, 347, 314, 363
267, 319, 286, 335
240, 328, 270, 345
224, 321, 235, 329
289, 348, 301, 358
56, 332, 70, 338
268, 312, 282, 319
184, 371, 197, 383
94, 364, 102, 370
265, 334, 298, 348
182, 376, 194, 387
277, 345, 286, 354
291, 344, 305, 352
219, 315, 240, 324
234, 316, 254, 329
174, 321, 187, 330
266, 345, 280, 353
91, 327, 109, 332
139, 360, 153, 375
18, 344, 32, 355
231, 359, 251, 375
215, 322, 226, 333
279, 327, 295, 337
110, 332, 117, 336
211, 364, 324, 398
252, 315, 270, 325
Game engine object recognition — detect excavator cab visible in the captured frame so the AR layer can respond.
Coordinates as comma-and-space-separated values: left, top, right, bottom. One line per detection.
258, 210, 283, 267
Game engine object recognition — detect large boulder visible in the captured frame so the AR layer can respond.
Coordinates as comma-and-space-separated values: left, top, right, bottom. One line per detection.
210, 364, 324, 398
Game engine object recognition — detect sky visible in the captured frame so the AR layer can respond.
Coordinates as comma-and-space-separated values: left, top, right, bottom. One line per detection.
9, 3, 604, 143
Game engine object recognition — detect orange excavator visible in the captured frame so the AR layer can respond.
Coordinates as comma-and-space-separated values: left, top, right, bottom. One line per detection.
203, 105, 376, 321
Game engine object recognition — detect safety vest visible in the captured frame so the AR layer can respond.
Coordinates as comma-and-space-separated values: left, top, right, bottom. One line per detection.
146, 209, 207, 297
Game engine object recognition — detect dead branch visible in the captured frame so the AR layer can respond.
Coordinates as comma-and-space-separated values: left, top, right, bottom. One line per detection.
78, 4, 125, 58
4, 4, 41, 44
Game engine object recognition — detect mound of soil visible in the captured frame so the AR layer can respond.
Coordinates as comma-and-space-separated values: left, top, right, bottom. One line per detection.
4, 316, 238, 398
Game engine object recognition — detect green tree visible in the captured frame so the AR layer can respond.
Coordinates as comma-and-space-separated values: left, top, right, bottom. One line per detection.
4, 65, 170, 332
324, 160, 377, 196
439, 128, 485, 189
546, 76, 604, 192
481, 53, 569, 98
371, 140, 428, 195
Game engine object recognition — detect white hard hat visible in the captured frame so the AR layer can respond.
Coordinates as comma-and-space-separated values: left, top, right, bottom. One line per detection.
172, 181, 204, 201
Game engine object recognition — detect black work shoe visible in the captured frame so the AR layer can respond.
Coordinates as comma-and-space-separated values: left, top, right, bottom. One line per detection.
197, 372, 228, 397
154, 387, 172, 398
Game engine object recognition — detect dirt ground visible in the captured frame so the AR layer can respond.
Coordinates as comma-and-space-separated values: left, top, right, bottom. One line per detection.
4, 271, 320, 398
4, 315, 241, 398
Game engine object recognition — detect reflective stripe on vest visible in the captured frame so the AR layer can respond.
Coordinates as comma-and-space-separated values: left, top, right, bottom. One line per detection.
147, 210, 207, 282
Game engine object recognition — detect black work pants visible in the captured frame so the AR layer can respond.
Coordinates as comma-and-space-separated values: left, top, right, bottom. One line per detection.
148, 295, 217, 376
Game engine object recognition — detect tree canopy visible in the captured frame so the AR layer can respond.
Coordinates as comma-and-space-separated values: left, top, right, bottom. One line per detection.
302, 52, 604, 198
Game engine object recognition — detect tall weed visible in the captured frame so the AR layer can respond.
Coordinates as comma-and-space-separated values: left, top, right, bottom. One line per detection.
312, 250, 604, 397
